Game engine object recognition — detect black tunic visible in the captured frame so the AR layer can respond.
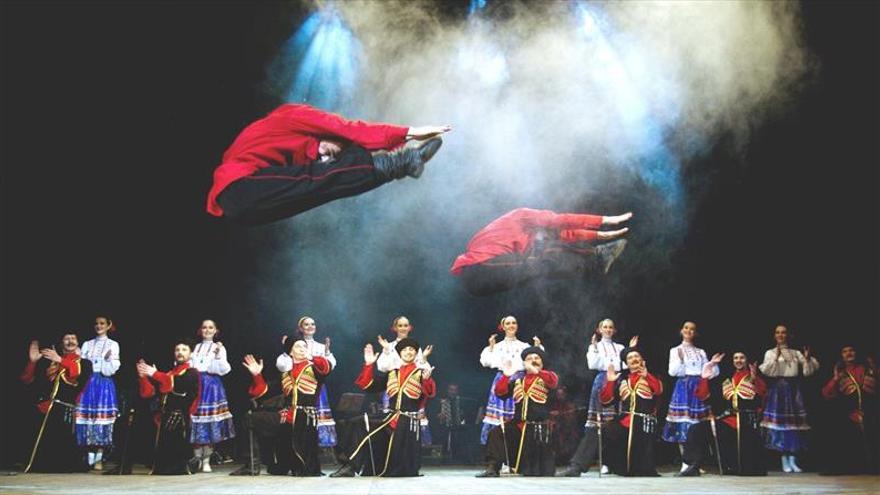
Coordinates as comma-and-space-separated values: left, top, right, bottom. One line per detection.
22, 355, 93, 473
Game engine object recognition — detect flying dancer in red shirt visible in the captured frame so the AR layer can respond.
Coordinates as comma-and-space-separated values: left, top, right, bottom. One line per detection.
207, 104, 451, 225
450, 208, 632, 296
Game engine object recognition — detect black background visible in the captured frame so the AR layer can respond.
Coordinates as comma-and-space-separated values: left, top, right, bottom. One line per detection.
1, 0, 877, 468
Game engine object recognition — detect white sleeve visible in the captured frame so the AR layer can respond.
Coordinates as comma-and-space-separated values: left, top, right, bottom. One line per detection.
668, 347, 685, 377
700, 349, 719, 379
325, 352, 337, 370
276, 353, 293, 373
759, 349, 780, 377
208, 345, 232, 376
480, 346, 497, 369
586, 344, 601, 371
101, 340, 121, 377
377, 349, 398, 373
798, 351, 820, 377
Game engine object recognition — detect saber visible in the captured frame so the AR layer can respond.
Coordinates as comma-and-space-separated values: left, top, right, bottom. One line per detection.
364, 413, 376, 475
708, 415, 724, 476
596, 412, 603, 478
248, 410, 256, 476
499, 419, 512, 473
116, 408, 135, 475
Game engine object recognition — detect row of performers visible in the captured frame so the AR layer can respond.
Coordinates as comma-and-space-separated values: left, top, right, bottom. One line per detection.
19, 315, 878, 477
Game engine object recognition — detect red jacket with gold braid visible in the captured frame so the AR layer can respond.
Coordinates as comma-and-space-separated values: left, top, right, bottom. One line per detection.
139, 363, 201, 419
20, 353, 92, 414
822, 363, 877, 424
694, 370, 767, 430
355, 362, 436, 428
494, 370, 559, 428
601, 371, 663, 429
248, 356, 331, 424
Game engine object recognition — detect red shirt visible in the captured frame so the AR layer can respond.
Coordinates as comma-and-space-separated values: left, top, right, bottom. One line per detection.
450, 208, 604, 274
207, 104, 409, 216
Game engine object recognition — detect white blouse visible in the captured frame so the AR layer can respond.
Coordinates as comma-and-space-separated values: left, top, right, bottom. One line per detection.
81, 336, 120, 377
586, 338, 625, 372
668, 343, 718, 378
759, 346, 819, 378
189, 340, 231, 376
376, 338, 425, 373
276, 337, 337, 372
480, 337, 532, 373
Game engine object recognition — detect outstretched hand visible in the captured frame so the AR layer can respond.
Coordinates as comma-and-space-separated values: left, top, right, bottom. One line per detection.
629, 335, 639, 348
28, 340, 40, 363
364, 344, 379, 365
407, 125, 452, 140
377, 335, 391, 351
242, 354, 264, 376
136, 361, 157, 377
606, 363, 620, 382
532, 336, 542, 347
40, 346, 62, 363
423, 345, 434, 359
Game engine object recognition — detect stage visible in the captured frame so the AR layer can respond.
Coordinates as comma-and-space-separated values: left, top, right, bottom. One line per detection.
1, 466, 877, 495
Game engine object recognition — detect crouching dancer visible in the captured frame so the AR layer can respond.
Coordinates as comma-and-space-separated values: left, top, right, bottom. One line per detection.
330, 338, 435, 477
476, 346, 559, 477
559, 346, 663, 477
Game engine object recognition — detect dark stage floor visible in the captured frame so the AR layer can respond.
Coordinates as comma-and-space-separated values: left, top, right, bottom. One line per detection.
1, 465, 877, 494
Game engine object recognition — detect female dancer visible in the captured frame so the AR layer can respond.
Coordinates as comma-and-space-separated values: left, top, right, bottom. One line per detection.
759, 324, 818, 473
75, 315, 120, 470
662, 321, 721, 460
479, 315, 541, 445
585, 318, 636, 473
190, 319, 236, 472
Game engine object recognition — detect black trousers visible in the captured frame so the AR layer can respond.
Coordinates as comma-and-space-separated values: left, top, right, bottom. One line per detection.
568, 421, 659, 476
218, 145, 388, 226
339, 414, 422, 477
485, 422, 555, 476
26, 403, 89, 473
459, 244, 598, 296
273, 415, 322, 476
682, 420, 766, 475
152, 412, 194, 475
822, 414, 879, 475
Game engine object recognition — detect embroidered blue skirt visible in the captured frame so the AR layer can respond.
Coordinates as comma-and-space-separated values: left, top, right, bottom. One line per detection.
480, 372, 515, 445
584, 371, 618, 428
761, 377, 809, 453
662, 376, 709, 443
190, 373, 235, 444
75, 374, 118, 447
316, 385, 337, 447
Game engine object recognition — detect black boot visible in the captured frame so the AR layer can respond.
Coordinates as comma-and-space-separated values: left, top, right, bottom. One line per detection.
373, 137, 443, 180
329, 463, 356, 478
475, 462, 501, 478
556, 465, 584, 477
595, 239, 627, 274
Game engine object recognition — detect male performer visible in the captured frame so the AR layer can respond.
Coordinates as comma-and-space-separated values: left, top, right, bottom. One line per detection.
476, 346, 559, 477
242, 339, 331, 476
330, 338, 435, 477
21, 334, 92, 473
136, 339, 200, 475
207, 103, 450, 225
678, 351, 767, 476
820, 344, 878, 474
558, 346, 663, 477
450, 208, 632, 296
